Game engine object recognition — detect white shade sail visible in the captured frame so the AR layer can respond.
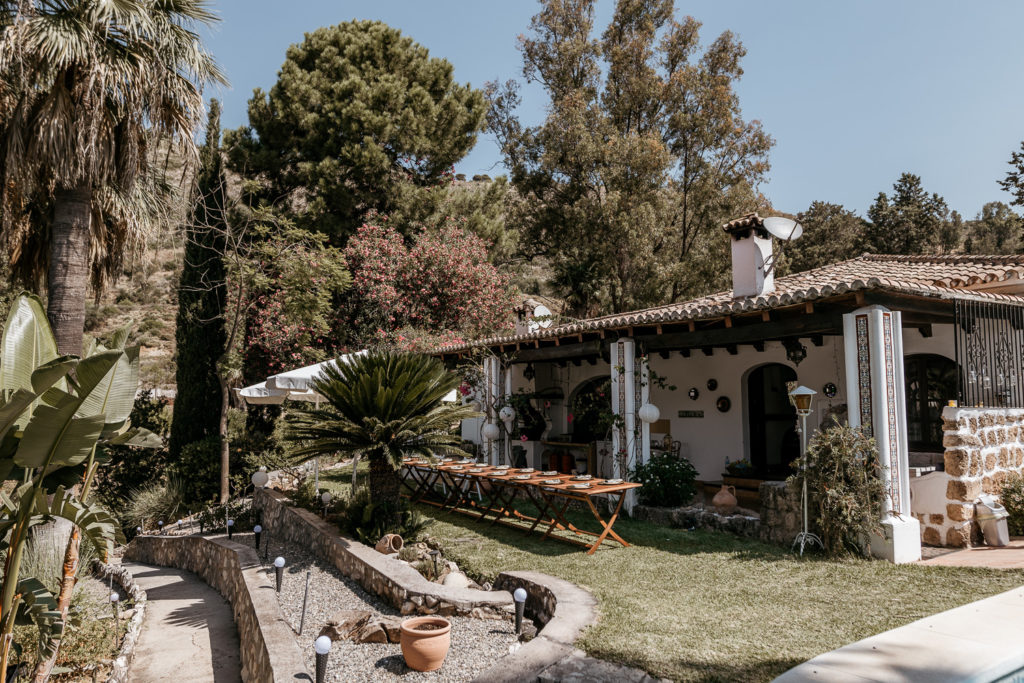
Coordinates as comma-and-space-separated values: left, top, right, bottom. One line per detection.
238, 350, 458, 405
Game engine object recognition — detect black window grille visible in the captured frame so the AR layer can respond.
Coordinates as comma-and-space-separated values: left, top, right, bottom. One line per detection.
953, 299, 1024, 408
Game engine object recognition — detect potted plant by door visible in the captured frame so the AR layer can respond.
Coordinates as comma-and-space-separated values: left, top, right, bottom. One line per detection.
400, 616, 452, 672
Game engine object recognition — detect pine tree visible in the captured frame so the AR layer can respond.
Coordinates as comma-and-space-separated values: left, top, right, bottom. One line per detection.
863, 173, 950, 255
169, 101, 228, 459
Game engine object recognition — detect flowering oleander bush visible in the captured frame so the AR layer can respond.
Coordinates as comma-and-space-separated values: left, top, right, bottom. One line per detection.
342, 214, 516, 348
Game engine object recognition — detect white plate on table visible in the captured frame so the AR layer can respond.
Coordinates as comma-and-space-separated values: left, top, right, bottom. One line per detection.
571, 475, 592, 481
494, 465, 511, 470
603, 478, 624, 485
512, 474, 532, 480
517, 468, 535, 473
447, 465, 463, 470
541, 470, 558, 476
468, 468, 484, 473
542, 479, 562, 485
568, 483, 591, 489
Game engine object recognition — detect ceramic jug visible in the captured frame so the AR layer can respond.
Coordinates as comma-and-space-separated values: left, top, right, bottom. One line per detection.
711, 484, 737, 512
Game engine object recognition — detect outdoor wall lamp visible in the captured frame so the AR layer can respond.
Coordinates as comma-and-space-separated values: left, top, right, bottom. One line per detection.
638, 403, 661, 424
523, 363, 536, 381
784, 339, 807, 366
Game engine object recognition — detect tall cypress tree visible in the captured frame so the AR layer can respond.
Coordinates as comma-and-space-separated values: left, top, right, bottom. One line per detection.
170, 100, 228, 459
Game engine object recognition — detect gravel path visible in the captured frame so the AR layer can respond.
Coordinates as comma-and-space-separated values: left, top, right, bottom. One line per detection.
233, 531, 518, 682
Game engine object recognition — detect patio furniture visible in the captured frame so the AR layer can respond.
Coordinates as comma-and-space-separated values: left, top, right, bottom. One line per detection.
400, 460, 640, 554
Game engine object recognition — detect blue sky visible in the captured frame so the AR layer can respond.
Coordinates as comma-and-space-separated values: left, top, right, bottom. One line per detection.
207, 1, 1024, 218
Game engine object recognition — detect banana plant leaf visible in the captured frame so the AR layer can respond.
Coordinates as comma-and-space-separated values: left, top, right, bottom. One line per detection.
10, 577, 64, 658
0, 294, 60, 397
78, 345, 140, 433
0, 485, 123, 554
106, 426, 162, 449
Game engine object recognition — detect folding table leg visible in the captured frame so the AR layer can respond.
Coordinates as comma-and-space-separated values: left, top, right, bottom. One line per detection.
584, 492, 630, 554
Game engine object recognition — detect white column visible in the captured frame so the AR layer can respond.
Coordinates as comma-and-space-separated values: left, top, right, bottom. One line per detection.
483, 355, 501, 465
843, 305, 920, 563
611, 339, 639, 513
639, 355, 651, 466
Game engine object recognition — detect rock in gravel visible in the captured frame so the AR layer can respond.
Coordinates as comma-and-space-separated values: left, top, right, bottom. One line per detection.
353, 621, 388, 644
442, 571, 470, 589
379, 617, 403, 643
320, 609, 373, 641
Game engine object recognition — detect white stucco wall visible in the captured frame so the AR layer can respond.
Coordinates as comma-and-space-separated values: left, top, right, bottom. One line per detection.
461, 321, 959, 482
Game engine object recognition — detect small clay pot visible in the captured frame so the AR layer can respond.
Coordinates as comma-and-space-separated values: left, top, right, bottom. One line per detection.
400, 616, 452, 672
712, 484, 737, 513
375, 534, 404, 554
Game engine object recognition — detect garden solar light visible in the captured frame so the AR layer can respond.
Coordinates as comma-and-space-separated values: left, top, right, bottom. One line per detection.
513, 588, 527, 634
321, 491, 332, 505
158, 520, 164, 534
251, 469, 270, 488
253, 524, 263, 550
177, 519, 183, 532
274, 556, 286, 592
314, 635, 332, 683
135, 526, 141, 536
227, 518, 235, 539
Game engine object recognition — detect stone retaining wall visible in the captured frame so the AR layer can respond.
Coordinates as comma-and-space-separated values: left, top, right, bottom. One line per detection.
125, 535, 311, 682
91, 559, 146, 683
253, 487, 513, 617
632, 481, 805, 546
912, 407, 1024, 547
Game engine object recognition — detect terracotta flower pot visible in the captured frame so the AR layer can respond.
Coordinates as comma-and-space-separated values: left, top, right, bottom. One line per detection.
375, 534, 404, 554
400, 616, 451, 672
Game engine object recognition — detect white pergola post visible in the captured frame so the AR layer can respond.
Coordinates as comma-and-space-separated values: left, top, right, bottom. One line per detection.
611, 339, 638, 512
639, 354, 651, 466
842, 305, 921, 563
483, 355, 501, 465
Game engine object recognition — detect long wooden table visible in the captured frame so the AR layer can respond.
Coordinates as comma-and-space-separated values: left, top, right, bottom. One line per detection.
400, 459, 640, 554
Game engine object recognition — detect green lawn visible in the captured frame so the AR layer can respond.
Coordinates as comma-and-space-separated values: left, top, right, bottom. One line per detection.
319, 465, 1024, 682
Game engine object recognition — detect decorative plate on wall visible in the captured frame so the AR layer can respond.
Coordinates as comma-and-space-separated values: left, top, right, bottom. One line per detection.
823, 382, 838, 398
707, 379, 718, 391
688, 387, 700, 400
716, 396, 731, 413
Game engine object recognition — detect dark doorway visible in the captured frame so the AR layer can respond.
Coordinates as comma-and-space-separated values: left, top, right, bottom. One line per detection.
747, 364, 799, 477
905, 354, 958, 452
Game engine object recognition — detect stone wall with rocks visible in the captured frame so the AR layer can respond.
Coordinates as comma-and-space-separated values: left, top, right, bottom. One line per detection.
253, 487, 513, 618
124, 535, 310, 682
759, 481, 810, 545
911, 407, 1024, 547
632, 481, 805, 547
91, 559, 146, 683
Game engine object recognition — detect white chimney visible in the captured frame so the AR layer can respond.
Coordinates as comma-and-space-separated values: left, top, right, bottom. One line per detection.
723, 213, 775, 299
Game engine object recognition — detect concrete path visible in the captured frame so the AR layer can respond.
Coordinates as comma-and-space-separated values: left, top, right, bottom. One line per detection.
920, 537, 1024, 568
124, 561, 242, 683
774, 585, 1024, 682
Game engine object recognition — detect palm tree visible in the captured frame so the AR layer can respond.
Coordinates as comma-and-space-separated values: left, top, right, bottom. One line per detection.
287, 351, 478, 526
0, 0, 225, 355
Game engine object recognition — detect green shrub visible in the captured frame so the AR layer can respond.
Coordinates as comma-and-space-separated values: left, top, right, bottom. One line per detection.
788, 419, 885, 557
124, 477, 188, 531
1001, 471, 1024, 536
631, 453, 698, 507
197, 499, 256, 533
175, 435, 222, 503
334, 486, 430, 545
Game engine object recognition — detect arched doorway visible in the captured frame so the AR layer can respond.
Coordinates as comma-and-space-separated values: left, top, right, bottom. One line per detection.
569, 376, 612, 443
747, 364, 799, 477
904, 354, 958, 452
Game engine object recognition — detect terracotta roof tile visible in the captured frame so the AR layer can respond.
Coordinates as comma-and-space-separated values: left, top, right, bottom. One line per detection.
437, 254, 1024, 353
